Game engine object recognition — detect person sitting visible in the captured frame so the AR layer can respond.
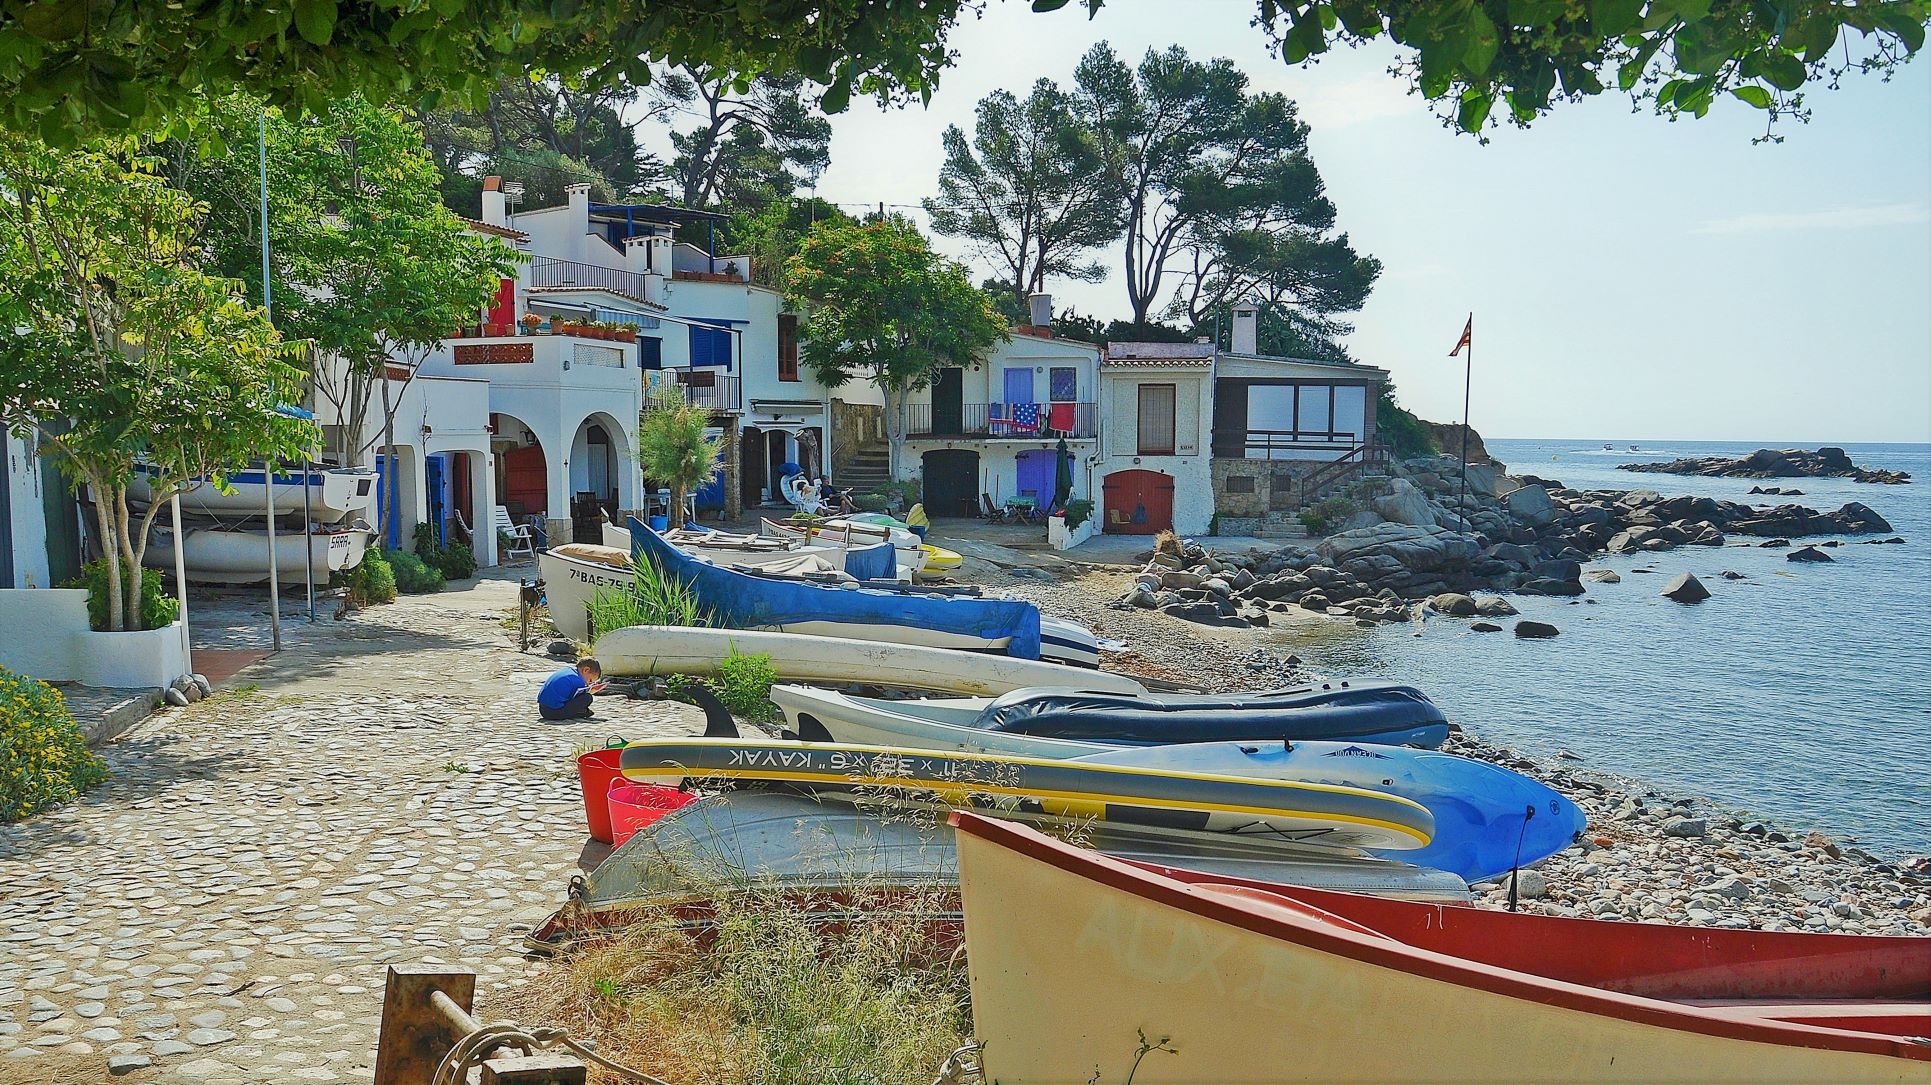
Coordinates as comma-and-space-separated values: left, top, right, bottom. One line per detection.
538, 658, 604, 721
817, 479, 857, 514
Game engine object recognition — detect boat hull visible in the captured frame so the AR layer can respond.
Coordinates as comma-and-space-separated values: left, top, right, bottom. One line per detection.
761, 517, 961, 573
143, 524, 371, 584
617, 737, 1435, 851
129, 465, 376, 523
594, 627, 1148, 696
538, 546, 635, 641
954, 814, 1931, 1085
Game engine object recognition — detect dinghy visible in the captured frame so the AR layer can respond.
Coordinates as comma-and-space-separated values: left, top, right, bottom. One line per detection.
526, 790, 1471, 951
128, 463, 377, 523
617, 736, 1435, 850
629, 519, 1097, 666
773, 681, 1452, 753
761, 516, 961, 573
142, 522, 372, 584
953, 812, 1931, 1085
593, 626, 1148, 696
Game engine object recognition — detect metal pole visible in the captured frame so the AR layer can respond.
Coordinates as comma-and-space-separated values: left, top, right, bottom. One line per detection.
171, 493, 189, 668
1458, 312, 1472, 532
302, 457, 315, 621
261, 112, 282, 652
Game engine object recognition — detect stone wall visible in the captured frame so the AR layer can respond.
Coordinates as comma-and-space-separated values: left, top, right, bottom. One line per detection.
1211, 458, 1331, 517
831, 398, 886, 467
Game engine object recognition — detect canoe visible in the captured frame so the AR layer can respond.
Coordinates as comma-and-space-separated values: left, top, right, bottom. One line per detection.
593, 626, 1149, 696
631, 517, 1090, 664
617, 736, 1435, 850
142, 522, 372, 584
952, 812, 1931, 1084
761, 516, 962, 573
772, 680, 1452, 752
526, 790, 1471, 951
128, 463, 377, 523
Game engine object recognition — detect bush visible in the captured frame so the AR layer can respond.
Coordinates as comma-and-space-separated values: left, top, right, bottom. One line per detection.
64, 560, 179, 632
586, 557, 710, 637
1376, 383, 1439, 459
1298, 495, 1358, 537
0, 666, 109, 822
1061, 497, 1094, 530
411, 523, 476, 580
387, 547, 446, 594
671, 651, 779, 725
345, 547, 397, 606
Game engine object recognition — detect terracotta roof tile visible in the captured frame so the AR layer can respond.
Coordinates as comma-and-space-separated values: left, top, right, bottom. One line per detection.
457, 215, 529, 241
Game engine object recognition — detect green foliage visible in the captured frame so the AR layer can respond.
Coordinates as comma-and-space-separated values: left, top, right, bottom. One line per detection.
669, 651, 780, 725
345, 547, 398, 607
855, 479, 923, 514
0, 666, 110, 823
411, 524, 478, 581
653, 68, 835, 213
387, 548, 446, 594
925, 78, 1122, 312
639, 384, 727, 530
1062, 498, 1095, 530
65, 560, 179, 633
422, 77, 661, 212
587, 558, 712, 638
1376, 383, 1441, 459
727, 197, 857, 291
1298, 495, 1358, 536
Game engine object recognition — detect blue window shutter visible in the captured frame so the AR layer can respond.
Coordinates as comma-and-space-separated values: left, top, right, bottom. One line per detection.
640, 336, 663, 370
689, 323, 730, 367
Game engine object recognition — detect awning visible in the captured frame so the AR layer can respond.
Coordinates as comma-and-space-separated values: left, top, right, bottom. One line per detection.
593, 307, 661, 330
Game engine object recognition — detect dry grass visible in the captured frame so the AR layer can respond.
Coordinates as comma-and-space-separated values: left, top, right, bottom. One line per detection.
495, 884, 970, 1085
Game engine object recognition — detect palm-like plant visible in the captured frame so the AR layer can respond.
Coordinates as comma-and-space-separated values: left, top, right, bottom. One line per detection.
638, 382, 725, 529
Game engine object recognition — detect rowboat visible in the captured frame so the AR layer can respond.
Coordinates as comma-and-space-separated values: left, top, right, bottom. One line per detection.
771, 680, 1452, 752
128, 463, 377, 523
593, 626, 1149, 696
142, 522, 372, 584
953, 812, 1931, 1084
605, 520, 905, 577
761, 516, 961, 573
629, 518, 1098, 666
526, 790, 1471, 951
617, 736, 1436, 850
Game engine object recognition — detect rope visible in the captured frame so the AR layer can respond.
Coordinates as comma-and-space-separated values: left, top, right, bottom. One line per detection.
1505, 803, 1537, 913
432, 1016, 677, 1085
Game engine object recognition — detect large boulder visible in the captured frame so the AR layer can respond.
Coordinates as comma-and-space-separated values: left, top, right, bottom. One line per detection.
1835, 502, 1893, 534
1787, 546, 1834, 563
1660, 572, 1711, 603
1514, 620, 1560, 639
1474, 595, 1518, 616
1427, 592, 1479, 617
1501, 484, 1556, 526
1162, 601, 1248, 627
1372, 478, 1438, 527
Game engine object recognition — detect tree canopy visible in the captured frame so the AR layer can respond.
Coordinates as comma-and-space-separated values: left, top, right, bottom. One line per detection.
653, 66, 835, 212
422, 77, 663, 212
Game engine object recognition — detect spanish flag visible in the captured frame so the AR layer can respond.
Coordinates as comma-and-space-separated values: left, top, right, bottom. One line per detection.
1448, 316, 1472, 357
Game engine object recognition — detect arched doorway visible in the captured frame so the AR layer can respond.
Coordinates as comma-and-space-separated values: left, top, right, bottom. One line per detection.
1101, 469, 1173, 534
922, 449, 979, 518
570, 411, 636, 528
491, 411, 547, 520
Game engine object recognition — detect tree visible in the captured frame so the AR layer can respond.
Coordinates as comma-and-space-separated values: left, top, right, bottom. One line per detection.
652, 67, 834, 212
788, 218, 1005, 479
1074, 43, 1378, 332
0, 134, 315, 630
924, 80, 1122, 314
421, 76, 666, 213
168, 97, 519, 540
637, 384, 725, 530
726, 196, 857, 291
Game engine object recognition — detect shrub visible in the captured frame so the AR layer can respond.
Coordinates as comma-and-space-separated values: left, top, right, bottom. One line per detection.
1298, 495, 1358, 537
345, 547, 397, 606
387, 547, 446, 593
64, 560, 179, 632
1062, 497, 1094, 530
1376, 383, 1439, 459
670, 651, 779, 725
0, 666, 109, 823
411, 522, 477, 580
437, 543, 477, 581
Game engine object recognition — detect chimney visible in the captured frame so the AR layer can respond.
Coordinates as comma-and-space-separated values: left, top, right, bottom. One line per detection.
480, 175, 507, 228
1231, 299, 1259, 355
1027, 292, 1053, 329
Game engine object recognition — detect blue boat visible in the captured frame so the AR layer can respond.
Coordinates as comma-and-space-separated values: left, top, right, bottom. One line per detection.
629, 517, 1064, 662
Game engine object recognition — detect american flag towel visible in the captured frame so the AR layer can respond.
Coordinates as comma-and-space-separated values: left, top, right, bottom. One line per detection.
1013, 402, 1040, 432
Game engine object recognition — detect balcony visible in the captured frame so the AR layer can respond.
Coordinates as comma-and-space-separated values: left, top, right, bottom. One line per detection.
904, 402, 1096, 439
528, 257, 656, 304
652, 370, 741, 413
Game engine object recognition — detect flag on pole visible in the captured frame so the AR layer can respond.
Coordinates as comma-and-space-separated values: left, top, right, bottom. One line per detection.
1448, 315, 1472, 357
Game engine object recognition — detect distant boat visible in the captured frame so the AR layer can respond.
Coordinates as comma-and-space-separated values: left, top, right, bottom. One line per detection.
953, 813, 1931, 1085
142, 522, 372, 584
761, 516, 962, 573
128, 464, 376, 523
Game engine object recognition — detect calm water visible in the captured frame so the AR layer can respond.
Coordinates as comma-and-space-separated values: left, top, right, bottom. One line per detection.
1275, 439, 1931, 858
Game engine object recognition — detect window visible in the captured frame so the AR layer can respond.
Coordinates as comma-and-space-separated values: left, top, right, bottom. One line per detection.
778, 314, 799, 381
1137, 384, 1176, 455
639, 336, 663, 370
1049, 366, 1077, 402
689, 322, 732, 367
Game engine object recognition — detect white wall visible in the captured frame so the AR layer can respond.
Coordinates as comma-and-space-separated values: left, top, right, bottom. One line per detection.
1096, 367, 1215, 535
5, 432, 52, 589
0, 588, 190, 689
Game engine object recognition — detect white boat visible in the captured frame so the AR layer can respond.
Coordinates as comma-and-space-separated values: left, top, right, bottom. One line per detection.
760, 517, 959, 574
142, 522, 372, 584
128, 464, 377, 523
594, 626, 1148, 697
604, 521, 915, 581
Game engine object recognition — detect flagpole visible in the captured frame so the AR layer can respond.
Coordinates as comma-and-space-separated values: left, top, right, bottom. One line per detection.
1458, 312, 1472, 530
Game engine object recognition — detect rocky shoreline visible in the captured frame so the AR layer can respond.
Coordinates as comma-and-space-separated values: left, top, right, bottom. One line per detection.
1622, 445, 1912, 485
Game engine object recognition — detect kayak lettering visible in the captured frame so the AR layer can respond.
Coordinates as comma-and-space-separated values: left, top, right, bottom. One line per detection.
1322, 746, 1389, 759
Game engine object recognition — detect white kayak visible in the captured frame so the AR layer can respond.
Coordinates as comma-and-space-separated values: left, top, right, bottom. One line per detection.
593, 626, 1148, 697
142, 522, 372, 584
129, 464, 377, 524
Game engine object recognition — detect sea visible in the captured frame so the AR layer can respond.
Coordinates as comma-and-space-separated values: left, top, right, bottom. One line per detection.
1274, 439, 1931, 859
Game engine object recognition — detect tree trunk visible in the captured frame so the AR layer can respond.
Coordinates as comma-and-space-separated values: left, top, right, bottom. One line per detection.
91, 484, 125, 632
115, 489, 143, 633
885, 383, 908, 484
669, 482, 687, 530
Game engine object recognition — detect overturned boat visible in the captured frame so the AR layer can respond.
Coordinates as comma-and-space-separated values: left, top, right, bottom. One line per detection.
142, 521, 373, 584
128, 463, 377, 523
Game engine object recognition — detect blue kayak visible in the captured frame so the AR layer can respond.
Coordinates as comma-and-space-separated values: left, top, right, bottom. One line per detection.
1076, 740, 1586, 883
976, 681, 1450, 750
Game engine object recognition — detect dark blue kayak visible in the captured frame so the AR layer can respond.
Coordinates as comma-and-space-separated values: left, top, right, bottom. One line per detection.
978, 680, 1451, 750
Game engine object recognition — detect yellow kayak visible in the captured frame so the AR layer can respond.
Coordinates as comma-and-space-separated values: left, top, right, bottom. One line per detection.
920, 543, 962, 571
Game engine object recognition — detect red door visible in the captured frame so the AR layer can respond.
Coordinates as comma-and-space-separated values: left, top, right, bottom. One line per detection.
1101, 470, 1174, 534
502, 444, 548, 517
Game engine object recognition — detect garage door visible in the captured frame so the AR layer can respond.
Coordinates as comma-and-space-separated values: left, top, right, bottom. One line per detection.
1101, 470, 1174, 534
922, 449, 979, 518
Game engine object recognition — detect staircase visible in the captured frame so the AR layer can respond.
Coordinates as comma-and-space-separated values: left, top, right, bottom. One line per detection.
838, 441, 891, 491
1295, 438, 1393, 509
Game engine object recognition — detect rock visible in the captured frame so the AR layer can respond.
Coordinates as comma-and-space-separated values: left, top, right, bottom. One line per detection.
1514, 620, 1560, 639
1659, 572, 1711, 603
1501, 484, 1557, 526
1474, 595, 1517, 616
1582, 568, 1621, 583
1804, 830, 1844, 859
1620, 447, 1910, 484
1372, 478, 1439, 527
1758, 538, 1789, 548
1705, 874, 1753, 899
1786, 546, 1834, 563
1718, 570, 1745, 580
1470, 621, 1502, 632
1161, 601, 1248, 628
1662, 816, 1708, 838
1159, 569, 1205, 590
163, 688, 190, 707
1121, 587, 1156, 608
1202, 577, 1233, 597
546, 639, 576, 658
108, 1055, 152, 1076
1299, 593, 1332, 612
1427, 592, 1479, 617
182, 681, 205, 703
190, 673, 212, 696
1513, 870, 1550, 899
1517, 576, 1584, 596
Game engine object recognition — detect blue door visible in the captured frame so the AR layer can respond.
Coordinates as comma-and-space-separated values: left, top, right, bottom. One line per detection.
1002, 368, 1035, 408
1014, 450, 1055, 506
425, 454, 449, 545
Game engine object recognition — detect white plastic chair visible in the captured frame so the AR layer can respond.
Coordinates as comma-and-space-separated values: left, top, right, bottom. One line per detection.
495, 505, 535, 562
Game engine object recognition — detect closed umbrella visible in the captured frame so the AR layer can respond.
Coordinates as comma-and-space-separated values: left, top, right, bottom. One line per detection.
1050, 437, 1075, 512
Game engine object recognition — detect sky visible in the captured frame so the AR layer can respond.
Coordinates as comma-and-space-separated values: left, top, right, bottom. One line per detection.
776, 0, 1931, 444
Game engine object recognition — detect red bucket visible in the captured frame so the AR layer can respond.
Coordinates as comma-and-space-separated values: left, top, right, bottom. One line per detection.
607, 784, 698, 848
577, 748, 628, 843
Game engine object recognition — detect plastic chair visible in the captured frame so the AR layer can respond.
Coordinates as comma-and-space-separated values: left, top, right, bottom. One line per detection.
495, 504, 535, 562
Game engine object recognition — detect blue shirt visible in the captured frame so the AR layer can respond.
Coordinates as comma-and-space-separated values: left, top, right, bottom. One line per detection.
538, 668, 588, 710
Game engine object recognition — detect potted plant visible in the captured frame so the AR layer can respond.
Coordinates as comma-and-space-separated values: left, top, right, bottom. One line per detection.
521, 313, 544, 334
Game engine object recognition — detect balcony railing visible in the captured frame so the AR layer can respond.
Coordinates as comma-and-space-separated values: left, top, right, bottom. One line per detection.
528, 257, 654, 303
904, 402, 1097, 439
653, 371, 741, 413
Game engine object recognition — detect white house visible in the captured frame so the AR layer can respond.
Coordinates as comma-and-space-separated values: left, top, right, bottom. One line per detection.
894, 294, 1101, 518
1095, 340, 1217, 536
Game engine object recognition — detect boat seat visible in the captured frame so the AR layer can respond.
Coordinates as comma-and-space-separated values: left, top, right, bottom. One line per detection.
552, 544, 632, 571
1679, 999, 1931, 1038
